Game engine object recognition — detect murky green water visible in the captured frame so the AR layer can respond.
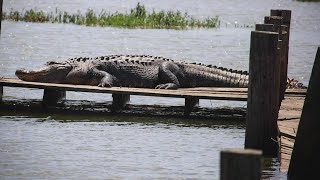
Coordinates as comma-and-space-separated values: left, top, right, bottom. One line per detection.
1, 0, 319, 179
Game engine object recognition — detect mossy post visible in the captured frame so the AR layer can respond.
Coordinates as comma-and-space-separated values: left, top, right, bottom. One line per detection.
220, 148, 262, 180
288, 47, 320, 179
245, 31, 280, 156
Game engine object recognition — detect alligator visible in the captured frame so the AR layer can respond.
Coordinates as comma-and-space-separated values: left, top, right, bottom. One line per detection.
15, 55, 250, 89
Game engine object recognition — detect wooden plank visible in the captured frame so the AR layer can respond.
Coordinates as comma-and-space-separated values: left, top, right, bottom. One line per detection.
0, 78, 247, 101
277, 86, 303, 173
280, 136, 295, 148
281, 146, 292, 155
0, 78, 305, 97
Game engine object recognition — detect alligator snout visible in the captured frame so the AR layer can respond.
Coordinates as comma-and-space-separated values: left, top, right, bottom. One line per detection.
15, 68, 36, 81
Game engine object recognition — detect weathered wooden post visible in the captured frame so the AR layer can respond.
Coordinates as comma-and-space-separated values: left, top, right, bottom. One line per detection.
270, 10, 292, 101
184, 96, 199, 116
42, 89, 66, 106
256, 21, 288, 102
288, 47, 320, 179
111, 93, 130, 112
220, 148, 262, 180
0, 85, 3, 102
271, 10, 291, 37
0, 0, 3, 34
245, 31, 280, 156
255, 24, 275, 32
263, 16, 289, 102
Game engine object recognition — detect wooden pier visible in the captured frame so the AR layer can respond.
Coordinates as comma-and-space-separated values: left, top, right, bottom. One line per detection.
1, 7, 318, 179
0, 77, 249, 116
277, 90, 306, 171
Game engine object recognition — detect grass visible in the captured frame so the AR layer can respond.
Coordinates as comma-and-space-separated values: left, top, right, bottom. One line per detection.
1, 3, 219, 29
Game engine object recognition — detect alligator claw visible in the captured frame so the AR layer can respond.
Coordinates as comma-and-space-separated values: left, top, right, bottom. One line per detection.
98, 82, 112, 88
155, 83, 178, 90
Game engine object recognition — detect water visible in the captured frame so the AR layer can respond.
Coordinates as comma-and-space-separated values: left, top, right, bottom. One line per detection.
1, 0, 319, 179
0, 115, 246, 179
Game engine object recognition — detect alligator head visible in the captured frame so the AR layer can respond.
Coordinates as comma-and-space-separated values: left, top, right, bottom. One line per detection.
15, 61, 73, 83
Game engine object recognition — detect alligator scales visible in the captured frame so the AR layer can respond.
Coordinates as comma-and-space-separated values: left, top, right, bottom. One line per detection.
15, 55, 249, 89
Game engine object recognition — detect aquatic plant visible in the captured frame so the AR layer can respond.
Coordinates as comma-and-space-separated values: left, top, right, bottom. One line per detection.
1, 3, 219, 29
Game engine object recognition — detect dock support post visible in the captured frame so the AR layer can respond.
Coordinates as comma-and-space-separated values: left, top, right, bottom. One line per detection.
0, 86, 3, 103
184, 97, 199, 116
288, 47, 320, 179
270, 10, 291, 101
264, 10, 291, 102
270, 10, 291, 37
255, 24, 275, 32
0, 0, 2, 34
255, 23, 288, 102
220, 148, 262, 180
111, 93, 130, 112
245, 31, 280, 156
42, 89, 66, 106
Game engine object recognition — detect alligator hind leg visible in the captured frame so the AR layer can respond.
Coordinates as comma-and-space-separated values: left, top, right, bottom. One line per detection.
156, 62, 182, 90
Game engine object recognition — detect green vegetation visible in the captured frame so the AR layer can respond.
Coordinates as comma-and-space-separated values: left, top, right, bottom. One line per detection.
296, 0, 320, 2
1, 3, 219, 29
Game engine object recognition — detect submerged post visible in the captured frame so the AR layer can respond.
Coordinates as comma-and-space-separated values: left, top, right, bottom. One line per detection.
42, 89, 66, 106
288, 47, 320, 179
245, 31, 280, 156
220, 148, 262, 180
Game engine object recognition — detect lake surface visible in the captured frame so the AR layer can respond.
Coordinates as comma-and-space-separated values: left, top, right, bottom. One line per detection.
1, 0, 319, 179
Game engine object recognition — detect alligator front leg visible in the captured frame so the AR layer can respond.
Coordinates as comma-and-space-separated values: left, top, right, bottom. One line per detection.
155, 83, 178, 90
156, 62, 182, 90
66, 68, 117, 87
98, 74, 117, 87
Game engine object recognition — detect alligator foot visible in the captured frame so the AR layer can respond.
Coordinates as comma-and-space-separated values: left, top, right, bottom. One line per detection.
98, 82, 112, 88
155, 83, 178, 90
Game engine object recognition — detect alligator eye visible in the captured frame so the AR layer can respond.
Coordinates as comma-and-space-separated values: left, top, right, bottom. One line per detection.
46, 61, 58, 65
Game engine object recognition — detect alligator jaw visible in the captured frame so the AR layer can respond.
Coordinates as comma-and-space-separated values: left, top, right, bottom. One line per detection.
15, 68, 48, 82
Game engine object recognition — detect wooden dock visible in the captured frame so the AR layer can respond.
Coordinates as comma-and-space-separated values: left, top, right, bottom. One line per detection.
277, 90, 306, 172
0, 77, 248, 101
0, 77, 248, 115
